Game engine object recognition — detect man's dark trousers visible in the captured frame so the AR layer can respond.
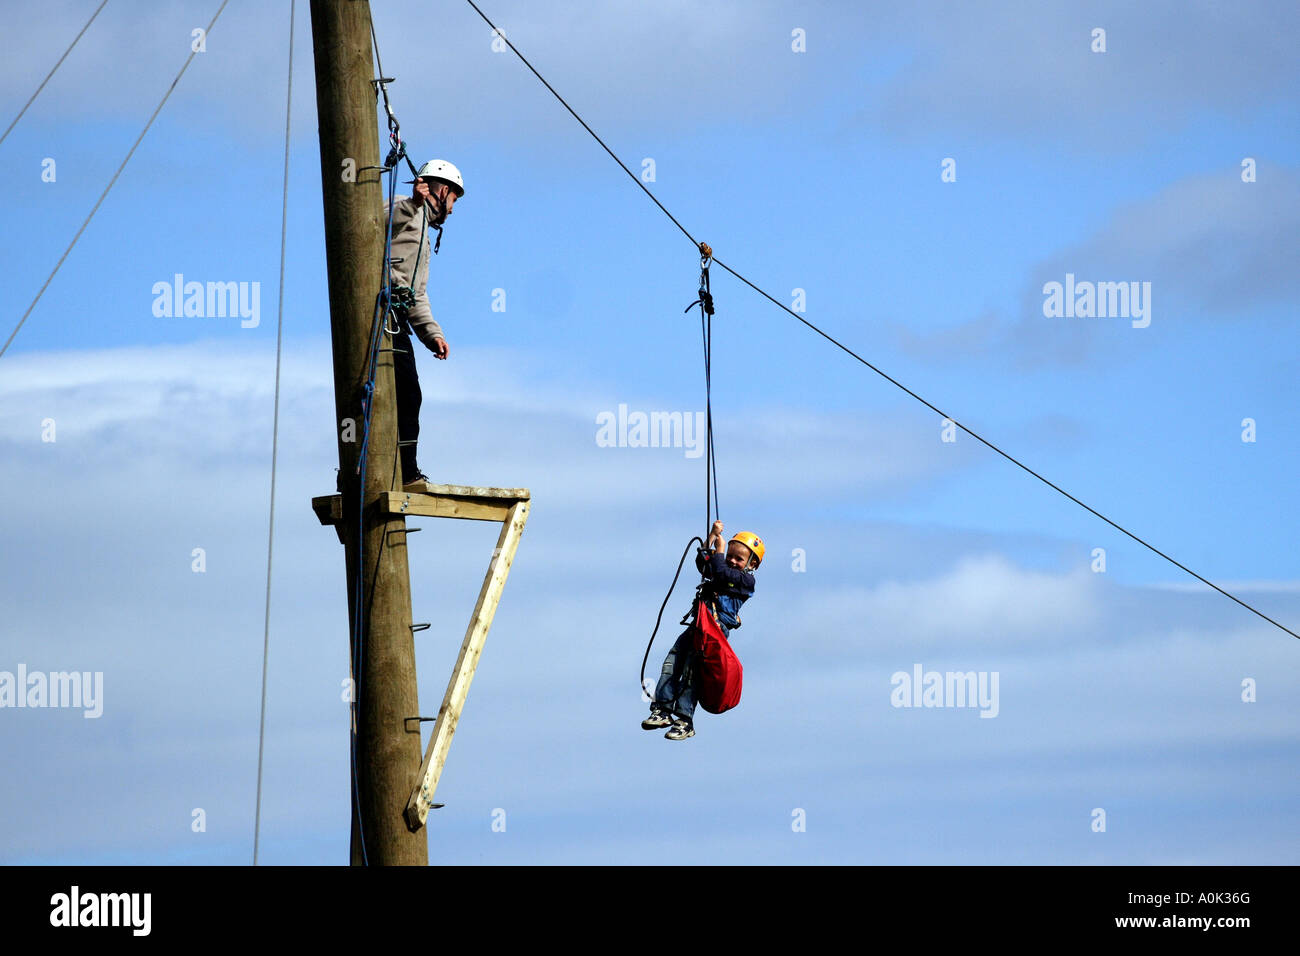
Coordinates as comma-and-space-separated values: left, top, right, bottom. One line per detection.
392, 326, 421, 482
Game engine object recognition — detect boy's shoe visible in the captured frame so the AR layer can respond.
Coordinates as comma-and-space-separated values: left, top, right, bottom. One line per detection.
664, 719, 695, 741
641, 707, 672, 730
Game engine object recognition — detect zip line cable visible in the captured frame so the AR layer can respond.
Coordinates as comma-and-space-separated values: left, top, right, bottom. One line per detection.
0, 0, 110, 149
709, 258, 1299, 641
462, 0, 697, 249
461, 0, 1298, 643
0, 0, 231, 360
253, 0, 295, 868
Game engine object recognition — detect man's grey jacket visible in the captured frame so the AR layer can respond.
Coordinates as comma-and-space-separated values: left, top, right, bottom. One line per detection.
385, 194, 444, 348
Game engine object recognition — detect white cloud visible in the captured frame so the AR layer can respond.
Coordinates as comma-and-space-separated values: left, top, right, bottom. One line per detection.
889, 165, 1300, 367
785, 553, 1102, 656
1, 337, 1296, 864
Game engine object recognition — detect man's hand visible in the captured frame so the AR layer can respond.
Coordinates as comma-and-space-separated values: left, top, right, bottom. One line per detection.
429, 336, 449, 359
413, 177, 433, 207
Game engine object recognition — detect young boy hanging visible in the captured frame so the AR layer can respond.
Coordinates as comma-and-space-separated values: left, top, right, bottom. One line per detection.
643, 521, 764, 740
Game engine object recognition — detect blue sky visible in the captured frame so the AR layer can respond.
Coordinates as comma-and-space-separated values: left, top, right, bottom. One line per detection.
0, 0, 1297, 864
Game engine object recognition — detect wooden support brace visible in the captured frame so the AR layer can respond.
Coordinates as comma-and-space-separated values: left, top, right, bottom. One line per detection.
403, 498, 530, 831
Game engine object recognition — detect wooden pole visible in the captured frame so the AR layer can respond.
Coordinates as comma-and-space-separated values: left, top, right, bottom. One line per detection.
308, 0, 427, 866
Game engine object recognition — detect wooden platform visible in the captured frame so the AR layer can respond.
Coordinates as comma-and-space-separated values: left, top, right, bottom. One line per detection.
312, 483, 531, 527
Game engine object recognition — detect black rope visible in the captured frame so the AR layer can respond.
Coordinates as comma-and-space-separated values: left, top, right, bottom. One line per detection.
640, 537, 705, 701
685, 247, 720, 538
704, 265, 719, 526
466, 0, 1299, 644
706, 257, 717, 529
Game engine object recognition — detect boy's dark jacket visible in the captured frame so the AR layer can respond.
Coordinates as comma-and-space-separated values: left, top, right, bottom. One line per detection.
695, 549, 755, 632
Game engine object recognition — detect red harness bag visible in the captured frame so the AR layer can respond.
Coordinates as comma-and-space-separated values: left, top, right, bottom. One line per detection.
692, 599, 743, 714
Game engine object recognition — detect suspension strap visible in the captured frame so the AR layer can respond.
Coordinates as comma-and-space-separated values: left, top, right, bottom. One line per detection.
684, 241, 720, 540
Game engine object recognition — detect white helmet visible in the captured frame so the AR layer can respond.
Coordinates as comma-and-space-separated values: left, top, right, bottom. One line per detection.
415, 159, 464, 198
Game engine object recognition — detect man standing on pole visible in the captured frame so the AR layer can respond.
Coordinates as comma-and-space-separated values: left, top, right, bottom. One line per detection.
386, 159, 464, 490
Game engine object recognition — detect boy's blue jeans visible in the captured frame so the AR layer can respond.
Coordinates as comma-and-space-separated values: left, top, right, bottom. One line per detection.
654, 628, 697, 721
654, 620, 732, 722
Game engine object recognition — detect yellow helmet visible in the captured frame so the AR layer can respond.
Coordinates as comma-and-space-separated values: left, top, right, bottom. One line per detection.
728, 531, 765, 569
